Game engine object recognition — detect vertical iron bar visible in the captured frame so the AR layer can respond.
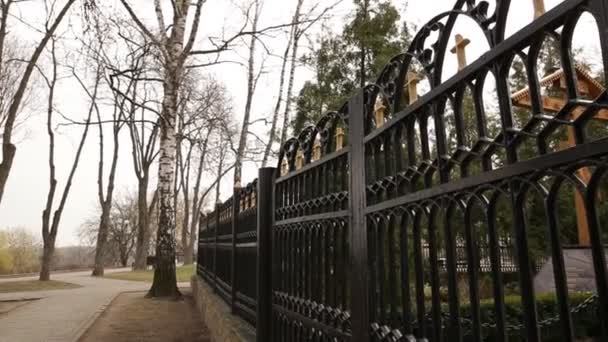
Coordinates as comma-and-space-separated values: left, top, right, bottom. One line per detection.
257, 167, 276, 342
348, 90, 370, 342
231, 187, 241, 314
443, 207, 462, 342
545, 197, 574, 342
495, 54, 541, 341
427, 213, 443, 342
214, 204, 220, 293
584, 180, 608, 340
463, 208, 482, 342
486, 200, 507, 342
412, 213, 426, 338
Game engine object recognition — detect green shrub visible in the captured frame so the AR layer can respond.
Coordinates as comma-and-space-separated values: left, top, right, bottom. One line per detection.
454, 291, 600, 341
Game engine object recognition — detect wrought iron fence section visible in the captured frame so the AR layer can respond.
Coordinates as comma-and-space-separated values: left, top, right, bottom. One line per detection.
361, 1, 608, 341
271, 105, 352, 340
196, 181, 259, 325
195, 1, 608, 341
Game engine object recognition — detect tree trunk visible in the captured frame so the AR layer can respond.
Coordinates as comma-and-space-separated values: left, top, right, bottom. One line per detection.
262, 0, 303, 167
234, 0, 261, 187
279, 29, 302, 148
92, 75, 121, 276
148, 73, 180, 297
92, 203, 111, 276
148, 19, 185, 295
39, 242, 54, 281
181, 203, 191, 264
133, 175, 150, 270
0, 0, 76, 207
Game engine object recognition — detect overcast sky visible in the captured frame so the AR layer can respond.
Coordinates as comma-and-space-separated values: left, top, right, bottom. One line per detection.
0, 0, 602, 246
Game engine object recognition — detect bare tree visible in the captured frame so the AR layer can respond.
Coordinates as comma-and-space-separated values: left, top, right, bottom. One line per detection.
83, 18, 129, 277
234, 0, 263, 187
262, 0, 339, 164
5, 227, 41, 274
174, 74, 235, 264
103, 18, 161, 271
39, 37, 99, 281
262, 0, 303, 166
116, 0, 302, 297
80, 191, 139, 268
0, 0, 78, 207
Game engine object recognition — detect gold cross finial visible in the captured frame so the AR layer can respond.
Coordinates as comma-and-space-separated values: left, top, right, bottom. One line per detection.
405, 72, 420, 105
374, 98, 386, 128
281, 158, 288, 176
533, 0, 546, 19
450, 34, 471, 71
335, 127, 345, 150
296, 150, 304, 170
313, 140, 322, 160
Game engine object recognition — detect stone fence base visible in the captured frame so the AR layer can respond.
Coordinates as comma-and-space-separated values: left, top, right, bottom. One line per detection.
191, 275, 255, 342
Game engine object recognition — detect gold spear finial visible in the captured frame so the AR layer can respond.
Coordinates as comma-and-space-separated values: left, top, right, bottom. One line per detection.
450, 34, 471, 71
533, 0, 546, 19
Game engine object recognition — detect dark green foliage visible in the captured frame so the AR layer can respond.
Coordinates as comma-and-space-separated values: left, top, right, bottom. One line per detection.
458, 292, 601, 342
293, 0, 412, 132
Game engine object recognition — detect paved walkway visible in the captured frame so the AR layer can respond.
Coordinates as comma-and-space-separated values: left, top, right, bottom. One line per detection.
0, 269, 189, 342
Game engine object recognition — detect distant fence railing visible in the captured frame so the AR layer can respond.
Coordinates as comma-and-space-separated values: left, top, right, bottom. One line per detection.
197, 1, 608, 341
197, 180, 259, 325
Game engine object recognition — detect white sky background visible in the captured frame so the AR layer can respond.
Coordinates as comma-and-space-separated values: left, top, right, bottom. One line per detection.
0, 0, 602, 246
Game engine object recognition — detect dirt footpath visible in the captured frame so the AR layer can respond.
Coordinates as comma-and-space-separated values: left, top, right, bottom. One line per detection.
79, 290, 212, 342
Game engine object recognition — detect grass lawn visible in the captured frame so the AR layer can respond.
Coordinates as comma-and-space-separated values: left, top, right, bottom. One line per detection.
105, 264, 195, 283
0, 280, 81, 293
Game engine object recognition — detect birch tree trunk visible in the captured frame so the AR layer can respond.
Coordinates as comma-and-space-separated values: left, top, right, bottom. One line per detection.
262, 0, 303, 167
233, 0, 261, 187
279, 27, 302, 148
147, 0, 191, 297
184, 131, 211, 265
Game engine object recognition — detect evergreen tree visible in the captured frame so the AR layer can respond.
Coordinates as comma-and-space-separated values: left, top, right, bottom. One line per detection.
293, 0, 412, 132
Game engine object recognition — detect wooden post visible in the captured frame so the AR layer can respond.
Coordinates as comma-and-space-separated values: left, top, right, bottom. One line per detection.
533, 0, 546, 19
256, 168, 276, 342
450, 34, 471, 71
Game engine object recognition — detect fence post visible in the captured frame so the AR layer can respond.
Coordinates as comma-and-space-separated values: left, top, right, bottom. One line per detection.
348, 90, 370, 342
231, 186, 241, 314
213, 202, 220, 293
256, 167, 275, 342
197, 214, 204, 276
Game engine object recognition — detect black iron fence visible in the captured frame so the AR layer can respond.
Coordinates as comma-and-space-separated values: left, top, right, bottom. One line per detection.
197, 181, 258, 325
198, 1, 608, 341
